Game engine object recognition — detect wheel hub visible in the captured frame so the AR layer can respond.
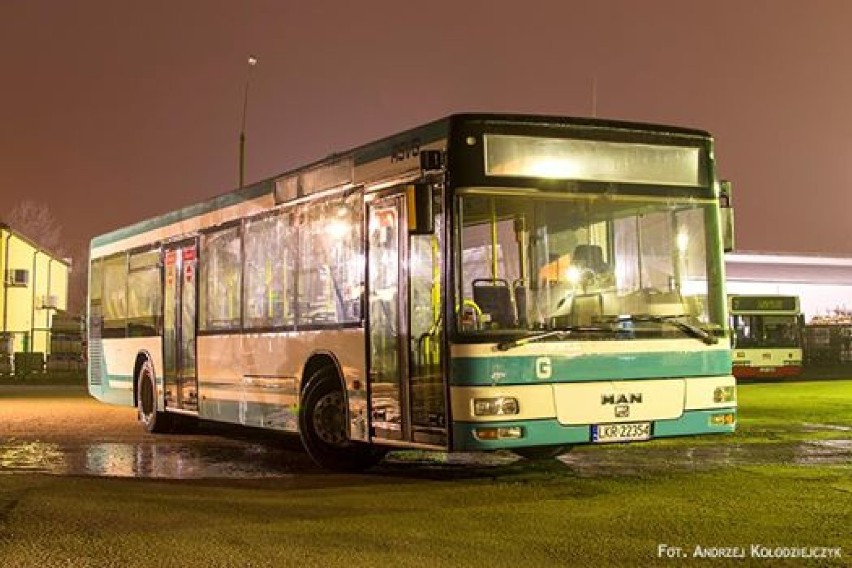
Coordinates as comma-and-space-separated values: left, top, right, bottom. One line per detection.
312, 391, 346, 445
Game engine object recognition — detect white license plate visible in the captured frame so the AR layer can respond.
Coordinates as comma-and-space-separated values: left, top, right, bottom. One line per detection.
592, 422, 651, 443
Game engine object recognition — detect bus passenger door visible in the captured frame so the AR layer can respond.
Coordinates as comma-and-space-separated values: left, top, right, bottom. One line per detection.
367, 194, 409, 442
367, 188, 447, 447
162, 240, 199, 413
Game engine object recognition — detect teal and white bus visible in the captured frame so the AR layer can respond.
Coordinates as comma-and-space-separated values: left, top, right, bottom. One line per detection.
88, 113, 737, 470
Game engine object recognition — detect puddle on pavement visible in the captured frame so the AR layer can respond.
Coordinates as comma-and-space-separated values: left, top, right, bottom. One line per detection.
0, 437, 848, 479
556, 440, 852, 477
0, 438, 306, 478
0, 441, 65, 473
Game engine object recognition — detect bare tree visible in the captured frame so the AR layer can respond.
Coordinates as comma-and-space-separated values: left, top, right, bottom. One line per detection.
1, 200, 69, 258
67, 244, 89, 315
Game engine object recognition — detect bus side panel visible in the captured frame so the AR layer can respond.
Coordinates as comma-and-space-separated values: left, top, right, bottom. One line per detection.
196, 329, 367, 437
88, 337, 163, 407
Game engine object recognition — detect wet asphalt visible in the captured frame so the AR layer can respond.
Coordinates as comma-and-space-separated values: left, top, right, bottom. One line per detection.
0, 385, 850, 479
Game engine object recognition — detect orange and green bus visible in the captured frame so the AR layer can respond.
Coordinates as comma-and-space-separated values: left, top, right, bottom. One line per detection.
729, 294, 804, 379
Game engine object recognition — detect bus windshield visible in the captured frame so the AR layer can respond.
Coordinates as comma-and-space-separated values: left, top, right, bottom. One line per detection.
456, 190, 722, 338
731, 314, 802, 348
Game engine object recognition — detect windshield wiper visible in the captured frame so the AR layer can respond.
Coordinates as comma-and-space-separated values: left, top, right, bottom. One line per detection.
603, 314, 719, 345
495, 326, 615, 352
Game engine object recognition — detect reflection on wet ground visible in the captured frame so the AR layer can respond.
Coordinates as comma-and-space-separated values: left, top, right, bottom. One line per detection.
558, 439, 852, 477
0, 438, 303, 478
1, 432, 849, 479
0, 421, 324, 478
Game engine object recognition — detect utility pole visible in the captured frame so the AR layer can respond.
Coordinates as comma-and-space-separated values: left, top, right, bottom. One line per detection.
239, 55, 258, 188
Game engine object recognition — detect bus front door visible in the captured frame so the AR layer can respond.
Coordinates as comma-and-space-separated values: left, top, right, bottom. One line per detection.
367, 189, 448, 447
367, 194, 410, 442
162, 240, 199, 413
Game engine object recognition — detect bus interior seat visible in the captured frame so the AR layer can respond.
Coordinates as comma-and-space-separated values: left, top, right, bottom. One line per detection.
472, 278, 514, 328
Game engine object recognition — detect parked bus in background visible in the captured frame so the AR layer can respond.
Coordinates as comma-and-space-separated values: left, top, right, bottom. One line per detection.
87, 113, 737, 470
729, 295, 804, 379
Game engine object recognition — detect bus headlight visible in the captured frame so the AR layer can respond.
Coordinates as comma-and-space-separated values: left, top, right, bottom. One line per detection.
713, 386, 736, 403
473, 397, 520, 416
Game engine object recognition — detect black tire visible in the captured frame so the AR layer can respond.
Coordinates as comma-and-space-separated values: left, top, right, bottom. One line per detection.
299, 367, 386, 471
137, 359, 172, 434
513, 445, 572, 461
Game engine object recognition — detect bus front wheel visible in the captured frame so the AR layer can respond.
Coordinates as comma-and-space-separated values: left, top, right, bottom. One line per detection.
137, 359, 171, 434
299, 367, 385, 472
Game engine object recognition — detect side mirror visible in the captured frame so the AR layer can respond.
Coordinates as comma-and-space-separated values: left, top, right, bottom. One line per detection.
407, 183, 434, 235
719, 180, 734, 253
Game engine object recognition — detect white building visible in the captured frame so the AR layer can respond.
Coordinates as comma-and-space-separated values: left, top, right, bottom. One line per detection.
725, 251, 852, 322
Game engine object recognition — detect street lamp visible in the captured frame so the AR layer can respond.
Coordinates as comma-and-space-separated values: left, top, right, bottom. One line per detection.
239, 54, 258, 188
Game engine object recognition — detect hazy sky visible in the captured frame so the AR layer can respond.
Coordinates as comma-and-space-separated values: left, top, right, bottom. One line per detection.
2, 0, 851, 259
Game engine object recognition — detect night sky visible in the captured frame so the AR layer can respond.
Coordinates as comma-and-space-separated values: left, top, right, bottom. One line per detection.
2, 0, 851, 259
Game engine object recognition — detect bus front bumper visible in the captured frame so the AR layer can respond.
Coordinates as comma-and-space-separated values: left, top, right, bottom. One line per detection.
451, 408, 737, 452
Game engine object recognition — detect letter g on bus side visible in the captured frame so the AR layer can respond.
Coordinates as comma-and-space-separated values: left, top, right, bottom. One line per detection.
536, 357, 552, 379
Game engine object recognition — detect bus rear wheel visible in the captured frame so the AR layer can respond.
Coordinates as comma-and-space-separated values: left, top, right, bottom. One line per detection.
299, 367, 385, 472
137, 359, 171, 434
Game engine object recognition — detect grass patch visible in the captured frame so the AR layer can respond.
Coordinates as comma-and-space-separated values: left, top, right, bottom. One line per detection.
0, 466, 848, 567
0, 379, 849, 566
0, 384, 88, 399
0, 372, 86, 387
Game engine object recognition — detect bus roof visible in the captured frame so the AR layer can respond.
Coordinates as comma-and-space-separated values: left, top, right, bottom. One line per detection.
91, 113, 712, 250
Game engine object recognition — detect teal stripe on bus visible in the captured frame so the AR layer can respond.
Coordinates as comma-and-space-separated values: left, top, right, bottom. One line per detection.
450, 350, 731, 386
89, 372, 134, 406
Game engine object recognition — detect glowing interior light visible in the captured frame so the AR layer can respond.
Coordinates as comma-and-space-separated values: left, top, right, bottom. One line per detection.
566, 265, 583, 284
327, 220, 350, 240
676, 231, 690, 253
528, 157, 581, 179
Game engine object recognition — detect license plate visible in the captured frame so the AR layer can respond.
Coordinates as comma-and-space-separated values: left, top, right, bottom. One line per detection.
592, 422, 651, 443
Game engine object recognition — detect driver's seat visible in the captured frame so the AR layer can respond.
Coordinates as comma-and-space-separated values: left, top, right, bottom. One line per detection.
571, 244, 607, 273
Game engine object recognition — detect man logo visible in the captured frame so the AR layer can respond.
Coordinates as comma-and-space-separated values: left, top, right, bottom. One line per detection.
601, 393, 643, 405
535, 357, 552, 379
615, 405, 630, 418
